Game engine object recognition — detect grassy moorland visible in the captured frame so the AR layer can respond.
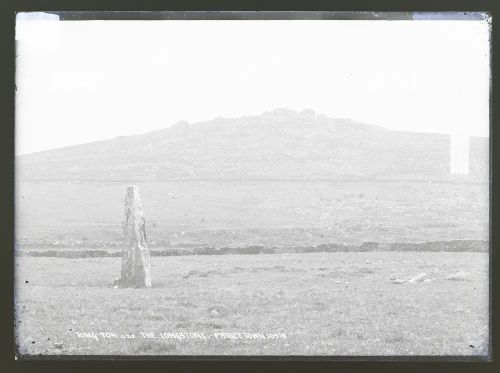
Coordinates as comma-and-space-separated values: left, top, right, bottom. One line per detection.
15, 252, 489, 356
16, 180, 489, 249
15, 178, 490, 356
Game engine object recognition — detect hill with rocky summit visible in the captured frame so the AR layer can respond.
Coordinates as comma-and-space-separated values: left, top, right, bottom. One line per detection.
16, 109, 488, 181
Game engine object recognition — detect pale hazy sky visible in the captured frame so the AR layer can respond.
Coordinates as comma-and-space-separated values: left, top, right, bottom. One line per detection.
16, 17, 490, 155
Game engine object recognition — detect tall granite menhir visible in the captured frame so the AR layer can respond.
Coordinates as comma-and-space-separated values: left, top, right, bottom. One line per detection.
114, 185, 152, 288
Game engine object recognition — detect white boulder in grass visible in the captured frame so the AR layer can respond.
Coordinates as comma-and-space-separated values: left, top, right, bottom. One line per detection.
445, 271, 470, 281
391, 273, 432, 285
406, 273, 428, 284
114, 185, 152, 288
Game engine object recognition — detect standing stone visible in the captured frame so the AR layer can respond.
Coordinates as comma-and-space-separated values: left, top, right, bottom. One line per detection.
115, 185, 152, 288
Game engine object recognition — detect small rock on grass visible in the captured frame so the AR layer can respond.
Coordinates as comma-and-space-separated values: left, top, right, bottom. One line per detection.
407, 273, 428, 284
445, 271, 470, 281
391, 273, 432, 284
391, 278, 406, 284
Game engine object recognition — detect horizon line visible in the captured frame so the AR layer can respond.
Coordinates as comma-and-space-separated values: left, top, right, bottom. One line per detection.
16, 108, 490, 157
